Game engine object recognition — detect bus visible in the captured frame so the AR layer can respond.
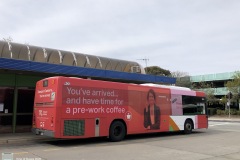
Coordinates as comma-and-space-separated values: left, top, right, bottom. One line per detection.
32, 76, 208, 141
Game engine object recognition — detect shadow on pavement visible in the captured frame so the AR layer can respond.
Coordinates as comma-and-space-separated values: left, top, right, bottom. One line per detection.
46, 130, 208, 147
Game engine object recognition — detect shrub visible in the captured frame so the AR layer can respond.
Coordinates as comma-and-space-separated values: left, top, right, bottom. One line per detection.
224, 109, 238, 115
216, 109, 240, 116
208, 108, 217, 115
216, 109, 222, 115
237, 111, 240, 115
231, 109, 237, 115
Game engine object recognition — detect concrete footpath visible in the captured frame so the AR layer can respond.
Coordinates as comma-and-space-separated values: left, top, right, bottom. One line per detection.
0, 132, 54, 145
0, 116, 240, 145
208, 115, 240, 123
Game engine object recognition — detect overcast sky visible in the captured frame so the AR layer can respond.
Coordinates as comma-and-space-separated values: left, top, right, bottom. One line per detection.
1, 0, 240, 76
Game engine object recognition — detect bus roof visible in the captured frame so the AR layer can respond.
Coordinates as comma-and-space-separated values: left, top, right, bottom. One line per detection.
140, 83, 191, 91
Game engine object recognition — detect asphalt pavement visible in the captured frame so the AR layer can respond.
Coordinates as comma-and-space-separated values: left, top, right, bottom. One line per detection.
0, 116, 239, 145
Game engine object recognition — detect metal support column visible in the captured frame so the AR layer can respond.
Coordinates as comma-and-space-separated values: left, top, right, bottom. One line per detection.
12, 87, 18, 133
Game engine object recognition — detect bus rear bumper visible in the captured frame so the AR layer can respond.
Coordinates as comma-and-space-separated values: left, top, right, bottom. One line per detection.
32, 128, 55, 137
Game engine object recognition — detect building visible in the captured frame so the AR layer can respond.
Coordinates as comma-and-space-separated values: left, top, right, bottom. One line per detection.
190, 72, 239, 109
0, 40, 176, 133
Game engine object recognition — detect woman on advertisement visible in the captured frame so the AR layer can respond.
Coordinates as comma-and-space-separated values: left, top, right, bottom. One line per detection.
144, 89, 160, 130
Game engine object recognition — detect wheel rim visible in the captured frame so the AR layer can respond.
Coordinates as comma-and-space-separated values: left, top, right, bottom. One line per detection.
186, 123, 192, 130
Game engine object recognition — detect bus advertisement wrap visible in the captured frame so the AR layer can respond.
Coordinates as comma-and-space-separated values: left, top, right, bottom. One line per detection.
32, 76, 208, 141
62, 86, 128, 116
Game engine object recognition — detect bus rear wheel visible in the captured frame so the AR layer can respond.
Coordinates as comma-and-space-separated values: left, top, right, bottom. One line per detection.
109, 121, 126, 142
184, 120, 193, 134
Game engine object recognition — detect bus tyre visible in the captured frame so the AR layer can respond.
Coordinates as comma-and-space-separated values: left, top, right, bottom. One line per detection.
184, 120, 193, 134
109, 121, 126, 142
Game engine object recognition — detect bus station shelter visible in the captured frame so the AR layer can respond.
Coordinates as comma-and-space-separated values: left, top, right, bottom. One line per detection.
0, 40, 176, 133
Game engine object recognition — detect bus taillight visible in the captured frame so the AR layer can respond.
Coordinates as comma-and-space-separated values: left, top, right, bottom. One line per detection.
51, 79, 55, 85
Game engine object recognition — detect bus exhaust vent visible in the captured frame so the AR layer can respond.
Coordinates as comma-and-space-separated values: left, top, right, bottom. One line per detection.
64, 120, 85, 136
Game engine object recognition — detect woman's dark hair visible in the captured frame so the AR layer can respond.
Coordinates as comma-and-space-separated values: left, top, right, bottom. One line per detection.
147, 89, 156, 100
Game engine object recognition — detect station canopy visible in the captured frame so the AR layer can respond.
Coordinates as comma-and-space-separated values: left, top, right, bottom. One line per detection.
0, 40, 176, 84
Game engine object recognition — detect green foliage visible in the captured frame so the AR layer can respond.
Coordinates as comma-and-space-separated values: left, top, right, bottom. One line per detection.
171, 71, 189, 78
225, 71, 240, 102
219, 96, 227, 105
145, 66, 171, 76
171, 71, 191, 88
217, 109, 224, 115
175, 77, 192, 88
208, 108, 217, 115
224, 109, 238, 115
217, 109, 239, 115
192, 81, 214, 89
237, 111, 240, 115
192, 81, 217, 105
205, 89, 218, 105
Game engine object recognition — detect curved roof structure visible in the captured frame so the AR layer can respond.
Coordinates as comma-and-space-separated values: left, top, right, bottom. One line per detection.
0, 40, 176, 84
0, 40, 145, 74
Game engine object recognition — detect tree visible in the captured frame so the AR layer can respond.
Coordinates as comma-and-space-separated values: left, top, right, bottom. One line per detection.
192, 81, 217, 105
145, 66, 171, 76
171, 71, 189, 78
225, 71, 240, 108
219, 96, 227, 106
3, 36, 13, 42
171, 71, 191, 88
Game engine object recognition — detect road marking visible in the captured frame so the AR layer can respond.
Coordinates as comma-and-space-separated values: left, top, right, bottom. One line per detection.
209, 122, 230, 127
43, 148, 60, 152
14, 152, 29, 155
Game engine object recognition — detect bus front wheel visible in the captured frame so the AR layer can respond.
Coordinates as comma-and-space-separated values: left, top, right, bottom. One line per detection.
184, 120, 193, 134
109, 121, 126, 142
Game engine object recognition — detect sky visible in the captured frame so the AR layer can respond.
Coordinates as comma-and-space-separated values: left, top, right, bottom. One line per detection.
0, 0, 240, 76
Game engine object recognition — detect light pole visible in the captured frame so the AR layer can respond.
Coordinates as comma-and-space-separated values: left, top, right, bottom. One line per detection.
227, 92, 232, 119
137, 58, 149, 68
238, 87, 240, 111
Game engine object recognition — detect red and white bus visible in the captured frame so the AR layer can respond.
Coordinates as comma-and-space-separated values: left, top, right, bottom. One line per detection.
32, 76, 208, 141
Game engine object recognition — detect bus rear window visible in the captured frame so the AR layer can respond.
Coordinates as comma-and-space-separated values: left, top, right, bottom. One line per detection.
182, 96, 206, 115
43, 80, 48, 87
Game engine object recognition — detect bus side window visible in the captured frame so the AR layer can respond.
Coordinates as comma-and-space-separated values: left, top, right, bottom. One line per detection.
182, 96, 205, 115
